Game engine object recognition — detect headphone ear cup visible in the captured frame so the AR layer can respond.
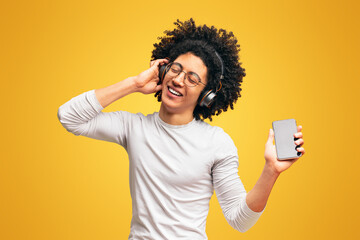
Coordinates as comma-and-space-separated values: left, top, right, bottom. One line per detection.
198, 90, 217, 107
158, 65, 169, 84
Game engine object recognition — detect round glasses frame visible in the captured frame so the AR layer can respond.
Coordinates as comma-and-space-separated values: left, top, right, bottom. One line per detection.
165, 62, 205, 87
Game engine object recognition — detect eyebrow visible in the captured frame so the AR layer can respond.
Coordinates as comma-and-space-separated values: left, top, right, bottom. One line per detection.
173, 62, 202, 81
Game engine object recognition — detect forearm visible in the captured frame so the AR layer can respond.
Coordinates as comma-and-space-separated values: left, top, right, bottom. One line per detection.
58, 76, 137, 135
246, 163, 280, 212
95, 76, 137, 108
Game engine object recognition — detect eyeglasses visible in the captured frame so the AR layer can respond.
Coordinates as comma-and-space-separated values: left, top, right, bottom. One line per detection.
165, 62, 205, 87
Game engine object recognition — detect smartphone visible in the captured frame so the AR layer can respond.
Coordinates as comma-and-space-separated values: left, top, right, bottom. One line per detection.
272, 119, 302, 160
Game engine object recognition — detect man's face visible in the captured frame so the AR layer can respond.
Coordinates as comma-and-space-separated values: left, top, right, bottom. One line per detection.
161, 52, 208, 116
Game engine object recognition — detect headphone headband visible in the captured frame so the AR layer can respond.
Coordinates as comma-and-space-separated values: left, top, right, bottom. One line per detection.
214, 51, 224, 80
198, 51, 224, 108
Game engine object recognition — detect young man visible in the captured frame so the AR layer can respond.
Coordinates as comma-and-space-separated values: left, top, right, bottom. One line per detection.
58, 19, 305, 239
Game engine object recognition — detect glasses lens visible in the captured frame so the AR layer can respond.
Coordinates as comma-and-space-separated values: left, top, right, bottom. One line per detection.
185, 72, 200, 87
168, 63, 181, 77
166, 62, 201, 87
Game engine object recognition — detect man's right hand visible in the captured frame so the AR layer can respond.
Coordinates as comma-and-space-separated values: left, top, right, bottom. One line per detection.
134, 58, 169, 94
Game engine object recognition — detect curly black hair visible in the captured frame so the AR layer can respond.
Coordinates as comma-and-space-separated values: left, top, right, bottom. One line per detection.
151, 18, 246, 121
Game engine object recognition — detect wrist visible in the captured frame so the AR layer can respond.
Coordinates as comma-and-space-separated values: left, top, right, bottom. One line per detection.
264, 162, 281, 178
124, 76, 139, 93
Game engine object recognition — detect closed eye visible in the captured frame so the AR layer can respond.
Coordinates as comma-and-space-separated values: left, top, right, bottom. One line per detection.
170, 67, 180, 74
187, 76, 197, 84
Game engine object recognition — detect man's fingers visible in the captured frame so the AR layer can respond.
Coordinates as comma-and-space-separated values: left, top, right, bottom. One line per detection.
155, 84, 162, 92
294, 132, 303, 138
296, 147, 305, 155
297, 125, 302, 132
294, 138, 304, 146
150, 58, 169, 67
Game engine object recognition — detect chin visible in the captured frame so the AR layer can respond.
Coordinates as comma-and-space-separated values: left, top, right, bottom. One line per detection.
161, 95, 195, 115
161, 96, 182, 113
160, 85, 198, 114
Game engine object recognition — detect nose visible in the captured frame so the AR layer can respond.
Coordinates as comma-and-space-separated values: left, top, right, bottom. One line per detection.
172, 72, 186, 87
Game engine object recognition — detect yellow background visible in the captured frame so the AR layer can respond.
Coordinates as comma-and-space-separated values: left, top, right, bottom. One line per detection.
1, 0, 359, 239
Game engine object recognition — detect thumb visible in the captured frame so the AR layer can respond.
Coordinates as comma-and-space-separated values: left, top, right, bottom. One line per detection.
266, 128, 275, 145
155, 84, 162, 92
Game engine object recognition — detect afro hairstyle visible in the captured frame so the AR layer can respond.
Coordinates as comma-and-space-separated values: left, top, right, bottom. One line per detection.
151, 18, 246, 121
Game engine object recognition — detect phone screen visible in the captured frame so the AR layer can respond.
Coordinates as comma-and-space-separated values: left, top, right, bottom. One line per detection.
272, 119, 301, 160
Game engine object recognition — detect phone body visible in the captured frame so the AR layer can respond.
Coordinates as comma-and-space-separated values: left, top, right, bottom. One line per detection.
272, 119, 302, 160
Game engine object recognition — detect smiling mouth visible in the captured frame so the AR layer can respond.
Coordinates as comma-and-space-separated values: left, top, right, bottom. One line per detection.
168, 86, 183, 97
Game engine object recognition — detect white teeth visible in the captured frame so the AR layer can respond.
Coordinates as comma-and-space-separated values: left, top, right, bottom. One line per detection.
168, 87, 182, 96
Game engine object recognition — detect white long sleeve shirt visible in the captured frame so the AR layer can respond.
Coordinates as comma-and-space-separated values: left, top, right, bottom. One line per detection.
57, 89, 264, 239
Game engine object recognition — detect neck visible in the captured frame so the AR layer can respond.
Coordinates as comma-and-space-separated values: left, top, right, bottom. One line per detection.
159, 104, 194, 125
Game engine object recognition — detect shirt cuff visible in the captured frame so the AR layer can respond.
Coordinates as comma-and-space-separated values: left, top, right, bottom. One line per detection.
241, 197, 266, 218
87, 89, 104, 112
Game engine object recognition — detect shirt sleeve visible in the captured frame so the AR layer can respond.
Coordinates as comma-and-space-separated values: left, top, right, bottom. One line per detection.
57, 89, 131, 147
212, 130, 265, 232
